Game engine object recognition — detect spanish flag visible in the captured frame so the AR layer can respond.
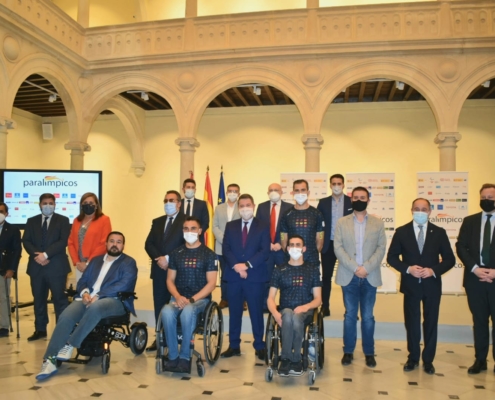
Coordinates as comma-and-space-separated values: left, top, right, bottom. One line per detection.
203, 167, 215, 250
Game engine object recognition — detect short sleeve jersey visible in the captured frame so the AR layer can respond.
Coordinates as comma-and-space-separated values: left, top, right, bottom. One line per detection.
280, 206, 324, 266
168, 244, 218, 299
270, 262, 321, 310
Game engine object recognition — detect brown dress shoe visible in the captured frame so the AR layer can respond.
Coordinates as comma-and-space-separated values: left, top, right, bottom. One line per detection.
219, 300, 228, 309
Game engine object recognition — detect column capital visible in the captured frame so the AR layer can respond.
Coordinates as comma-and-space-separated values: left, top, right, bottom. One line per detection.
0, 117, 16, 131
434, 132, 462, 146
131, 161, 146, 177
175, 137, 200, 151
64, 141, 91, 152
301, 134, 324, 149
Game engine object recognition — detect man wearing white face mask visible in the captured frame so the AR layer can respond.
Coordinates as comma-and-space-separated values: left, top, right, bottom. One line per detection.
387, 198, 455, 375
22, 193, 71, 341
180, 179, 209, 243
267, 235, 322, 376
160, 217, 218, 372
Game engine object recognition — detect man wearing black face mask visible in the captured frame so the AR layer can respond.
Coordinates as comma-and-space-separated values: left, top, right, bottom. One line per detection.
457, 183, 495, 374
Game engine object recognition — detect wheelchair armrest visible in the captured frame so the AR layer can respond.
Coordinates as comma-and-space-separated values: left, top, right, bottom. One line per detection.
118, 291, 137, 301
65, 285, 78, 297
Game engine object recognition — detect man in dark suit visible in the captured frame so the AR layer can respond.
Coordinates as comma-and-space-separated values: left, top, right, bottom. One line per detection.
22, 193, 71, 341
255, 183, 292, 311
388, 198, 455, 375
36, 231, 137, 381
221, 194, 270, 360
145, 190, 186, 351
0, 202, 22, 337
317, 174, 353, 317
456, 183, 495, 374
180, 178, 209, 243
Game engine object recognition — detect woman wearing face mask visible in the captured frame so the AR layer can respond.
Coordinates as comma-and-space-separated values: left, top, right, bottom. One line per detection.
68, 192, 112, 281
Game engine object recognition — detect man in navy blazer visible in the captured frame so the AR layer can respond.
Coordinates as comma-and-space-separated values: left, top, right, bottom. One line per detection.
0, 202, 22, 337
221, 194, 270, 360
317, 174, 353, 316
387, 198, 455, 375
180, 178, 209, 243
36, 231, 138, 381
255, 183, 293, 311
22, 193, 71, 341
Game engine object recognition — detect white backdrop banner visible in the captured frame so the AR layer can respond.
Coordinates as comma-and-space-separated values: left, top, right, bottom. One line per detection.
280, 172, 328, 207
417, 172, 468, 294
346, 173, 397, 293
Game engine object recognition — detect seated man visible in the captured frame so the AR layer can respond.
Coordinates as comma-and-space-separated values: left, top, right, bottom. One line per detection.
267, 234, 322, 377
161, 217, 218, 372
36, 231, 137, 381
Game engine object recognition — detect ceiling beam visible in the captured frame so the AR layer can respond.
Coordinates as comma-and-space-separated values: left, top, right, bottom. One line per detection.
221, 91, 237, 107
232, 87, 250, 106
468, 85, 482, 99
211, 98, 223, 107
388, 84, 397, 101
283, 93, 291, 105
344, 87, 350, 103
403, 86, 415, 101
372, 81, 384, 102
147, 93, 171, 109
358, 82, 366, 102
264, 86, 277, 105
249, 89, 263, 106
481, 84, 495, 99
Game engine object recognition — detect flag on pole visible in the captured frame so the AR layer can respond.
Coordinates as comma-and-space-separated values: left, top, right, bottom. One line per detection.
203, 167, 215, 250
218, 166, 226, 205
189, 170, 194, 179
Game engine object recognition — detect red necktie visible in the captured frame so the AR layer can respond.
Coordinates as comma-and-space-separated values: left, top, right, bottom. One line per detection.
242, 221, 248, 247
270, 203, 277, 243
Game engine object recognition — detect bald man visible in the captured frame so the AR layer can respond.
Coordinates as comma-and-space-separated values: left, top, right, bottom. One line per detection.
255, 183, 293, 311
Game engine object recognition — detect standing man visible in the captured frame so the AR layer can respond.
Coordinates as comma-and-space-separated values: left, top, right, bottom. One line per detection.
180, 178, 209, 243
22, 193, 71, 341
456, 183, 495, 374
0, 202, 22, 337
256, 183, 293, 311
145, 190, 186, 351
334, 186, 386, 368
317, 174, 353, 317
387, 198, 455, 374
280, 179, 324, 269
213, 183, 241, 309
221, 194, 270, 360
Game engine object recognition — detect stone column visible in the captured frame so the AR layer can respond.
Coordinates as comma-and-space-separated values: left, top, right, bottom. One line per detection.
302, 134, 324, 172
186, 0, 198, 17
434, 132, 461, 171
77, 0, 90, 28
0, 117, 16, 169
64, 141, 91, 170
175, 137, 200, 186
307, 0, 319, 8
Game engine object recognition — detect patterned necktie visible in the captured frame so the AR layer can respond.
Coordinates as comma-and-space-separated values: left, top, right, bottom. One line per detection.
186, 200, 191, 216
163, 217, 174, 242
242, 221, 248, 247
418, 225, 424, 254
482, 215, 492, 266
270, 203, 277, 243
41, 216, 48, 250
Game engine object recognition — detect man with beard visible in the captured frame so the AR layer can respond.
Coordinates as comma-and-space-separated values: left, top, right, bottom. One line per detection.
36, 231, 137, 381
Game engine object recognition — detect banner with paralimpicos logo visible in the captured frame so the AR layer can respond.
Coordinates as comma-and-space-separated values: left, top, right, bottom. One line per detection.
417, 172, 468, 294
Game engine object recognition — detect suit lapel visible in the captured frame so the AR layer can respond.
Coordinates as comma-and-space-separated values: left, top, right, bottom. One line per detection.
245, 218, 257, 248
474, 213, 482, 255
347, 216, 357, 246
101, 256, 120, 287
407, 222, 421, 255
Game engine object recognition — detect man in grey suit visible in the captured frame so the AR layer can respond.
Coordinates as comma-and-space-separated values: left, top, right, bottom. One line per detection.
22, 193, 71, 341
213, 183, 241, 308
334, 186, 386, 368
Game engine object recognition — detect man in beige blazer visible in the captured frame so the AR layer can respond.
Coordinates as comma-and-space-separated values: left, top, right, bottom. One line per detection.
334, 186, 386, 369
213, 183, 241, 308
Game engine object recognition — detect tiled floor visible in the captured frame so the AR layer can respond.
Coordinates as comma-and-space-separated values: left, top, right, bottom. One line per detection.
1, 306, 494, 400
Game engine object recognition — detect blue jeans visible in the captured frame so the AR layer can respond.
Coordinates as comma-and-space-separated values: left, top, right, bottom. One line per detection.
342, 275, 377, 355
44, 298, 125, 359
161, 297, 209, 361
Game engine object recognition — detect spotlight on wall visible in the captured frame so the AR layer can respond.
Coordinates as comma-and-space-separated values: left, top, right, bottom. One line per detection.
482, 80, 491, 88
395, 81, 405, 90
48, 94, 57, 103
252, 86, 261, 96
141, 91, 149, 101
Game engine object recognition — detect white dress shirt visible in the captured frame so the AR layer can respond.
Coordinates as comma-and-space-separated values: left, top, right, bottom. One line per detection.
80, 254, 121, 299
184, 197, 195, 216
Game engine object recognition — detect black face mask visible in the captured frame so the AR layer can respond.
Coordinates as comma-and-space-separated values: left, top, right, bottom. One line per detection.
352, 200, 368, 212
480, 199, 495, 213
82, 204, 96, 215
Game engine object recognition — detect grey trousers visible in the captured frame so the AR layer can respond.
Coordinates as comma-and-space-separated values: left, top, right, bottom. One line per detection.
280, 308, 313, 362
0, 277, 11, 330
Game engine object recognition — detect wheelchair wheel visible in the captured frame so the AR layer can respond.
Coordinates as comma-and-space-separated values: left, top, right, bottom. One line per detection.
317, 312, 325, 369
308, 370, 316, 385
197, 361, 205, 378
265, 313, 279, 367
203, 302, 223, 365
130, 324, 148, 355
101, 352, 110, 374
265, 368, 273, 382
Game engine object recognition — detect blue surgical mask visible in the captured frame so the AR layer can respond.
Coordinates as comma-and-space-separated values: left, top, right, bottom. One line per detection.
164, 202, 177, 215
41, 204, 55, 217
413, 211, 429, 225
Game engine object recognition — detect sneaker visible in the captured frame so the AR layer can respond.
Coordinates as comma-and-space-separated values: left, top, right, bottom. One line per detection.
278, 358, 291, 377
177, 358, 190, 373
289, 360, 303, 376
36, 358, 58, 381
164, 357, 179, 371
56, 344, 74, 361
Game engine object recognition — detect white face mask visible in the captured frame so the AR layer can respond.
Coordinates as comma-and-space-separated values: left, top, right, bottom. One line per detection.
239, 207, 254, 220
294, 193, 308, 205
332, 186, 343, 196
183, 232, 199, 244
269, 191, 281, 202
227, 193, 238, 202
0, 214, 5, 224
288, 247, 303, 261
184, 189, 195, 199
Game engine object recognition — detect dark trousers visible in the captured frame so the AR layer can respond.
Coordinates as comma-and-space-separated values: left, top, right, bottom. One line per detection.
30, 271, 68, 331
321, 241, 337, 310
403, 287, 441, 363
227, 280, 265, 351
466, 281, 495, 361
217, 255, 228, 301
152, 276, 171, 324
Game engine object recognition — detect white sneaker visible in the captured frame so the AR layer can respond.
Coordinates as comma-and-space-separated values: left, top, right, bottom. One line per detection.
56, 344, 74, 361
36, 359, 58, 381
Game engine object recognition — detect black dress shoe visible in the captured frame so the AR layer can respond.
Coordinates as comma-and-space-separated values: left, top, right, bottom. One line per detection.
255, 348, 266, 361
423, 362, 435, 375
341, 353, 353, 365
468, 359, 487, 374
365, 355, 377, 368
321, 308, 330, 317
146, 340, 157, 352
221, 347, 241, 358
403, 360, 419, 372
0, 328, 9, 337
27, 331, 47, 341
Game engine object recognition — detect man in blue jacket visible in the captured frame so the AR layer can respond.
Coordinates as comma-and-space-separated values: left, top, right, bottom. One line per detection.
36, 231, 138, 381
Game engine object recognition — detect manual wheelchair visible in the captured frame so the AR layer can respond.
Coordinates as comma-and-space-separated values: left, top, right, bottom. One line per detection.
155, 301, 223, 377
57, 292, 148, 374
264, 307, 324, 385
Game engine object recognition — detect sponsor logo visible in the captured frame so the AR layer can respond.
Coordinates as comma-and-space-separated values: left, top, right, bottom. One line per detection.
5, 193, 12, 198
14, 193, 20, 198
438, 205, 444, 210
62, 193, 68, 198
71, 193, 76, 198
430, 213, 464, 224
23, 175, 79, 188
23, 193, 28, 198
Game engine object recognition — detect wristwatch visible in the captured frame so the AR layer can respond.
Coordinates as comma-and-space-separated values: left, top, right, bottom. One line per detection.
189, 297, 195, 304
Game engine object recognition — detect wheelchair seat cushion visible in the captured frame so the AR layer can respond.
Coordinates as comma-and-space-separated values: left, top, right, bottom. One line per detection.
97, 314, 129, 326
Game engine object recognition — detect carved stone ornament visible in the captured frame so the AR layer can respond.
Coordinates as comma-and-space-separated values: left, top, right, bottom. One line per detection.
176, 71, 196, 92
3, 35, 20, 62
301, 64, 323, 87
78, 76, 92, 93
435, 58, 460, 83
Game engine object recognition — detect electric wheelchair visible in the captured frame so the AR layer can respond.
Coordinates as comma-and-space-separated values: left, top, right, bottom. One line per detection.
57, 291, 148, 374
264, 307, 324, 385
155, 301, 223, 377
